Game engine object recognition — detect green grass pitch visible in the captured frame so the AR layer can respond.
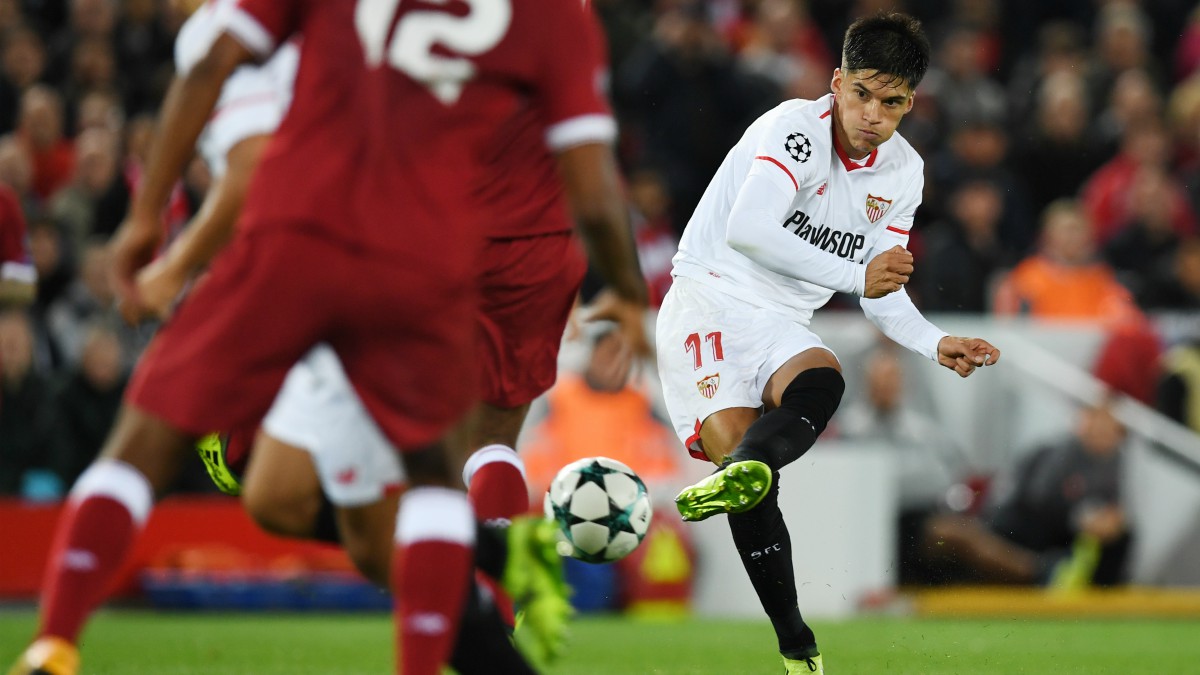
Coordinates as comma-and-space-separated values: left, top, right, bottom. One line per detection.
2, 610, 1199, 674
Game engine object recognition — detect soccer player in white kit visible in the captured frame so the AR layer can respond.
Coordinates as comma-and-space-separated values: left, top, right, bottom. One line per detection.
660, 13, 1000, 674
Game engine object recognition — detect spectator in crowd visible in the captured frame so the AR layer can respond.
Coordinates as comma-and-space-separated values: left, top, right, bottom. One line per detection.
28, 217, 71, 314
919, 403, 1132, 588
521, 327, 682, 499
929, 114, 1036, 255
73, 87, 123, 135
1092, 318, 1163, 407
49, 322, 126, 489
15, 85, 75, 202
1005, 22, 1090, 135
838, 347, 965, 585
627, 167, 678, 309
921, 23, 1006, 130
120, 112, 189, 240
45, 0, 117, 87
1166, 72, 1200, 168
1081, 122, 1195, 246
0, 309, 55, 495
1094, 67, 1164, 156
736, 0, 833, 101
60, 36, 121, 131
615, 0, 776, 234
1088, 1, 1162, 108
113, 0, 173, 115
0, 134, 34, 212
1142, 237, 1200, 310
0, 0, 23, 35
993, 198, 1140, 323
1012, 71, 1105, 219
1103, 165, 1185, 304
46, 238, 146, 366
49, 126, 121, 252
26, 217, 70, 368
914, 178, 1015, 313
0, 26, 47, 135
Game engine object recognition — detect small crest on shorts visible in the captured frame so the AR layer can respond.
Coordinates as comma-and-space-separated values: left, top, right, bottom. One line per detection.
865, 194, 893, 223
696, 373, 720, 399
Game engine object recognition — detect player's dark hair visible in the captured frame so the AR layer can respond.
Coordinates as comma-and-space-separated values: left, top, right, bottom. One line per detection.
841, 12, 931, 90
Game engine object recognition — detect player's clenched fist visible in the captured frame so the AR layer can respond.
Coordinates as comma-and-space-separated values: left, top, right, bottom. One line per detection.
863, 244, 914, 298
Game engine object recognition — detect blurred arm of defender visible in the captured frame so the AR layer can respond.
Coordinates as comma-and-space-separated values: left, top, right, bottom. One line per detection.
110, 33, 256, 323
135, 134, 268, 320
557, 143, 653, 357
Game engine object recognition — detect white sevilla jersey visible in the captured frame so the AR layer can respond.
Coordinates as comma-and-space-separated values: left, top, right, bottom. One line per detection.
672, 93, 924, 324
174, 0, 297, 177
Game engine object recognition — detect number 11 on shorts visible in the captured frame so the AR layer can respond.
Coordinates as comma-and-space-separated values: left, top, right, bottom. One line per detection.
685, 331, 724, 370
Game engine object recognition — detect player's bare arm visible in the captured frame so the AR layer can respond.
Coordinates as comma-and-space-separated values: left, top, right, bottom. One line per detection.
136, 133, 270, 320
556, 142, 651, 356
863, 244, 913, 298
111, 33, 255, 321
0, 279, 35, 306
936, 336, 1001, 378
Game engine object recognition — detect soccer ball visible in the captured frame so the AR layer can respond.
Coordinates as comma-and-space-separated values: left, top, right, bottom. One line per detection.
543, 457, 653, 564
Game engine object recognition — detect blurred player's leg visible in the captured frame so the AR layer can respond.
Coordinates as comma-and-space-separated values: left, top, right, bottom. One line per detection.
460, 409, 530, 629
464, 232, 584, 525
240, 434, 330, 539
9, 407, 195, 675
462, 404, 532, 525
392, 440, 475, 675
335, 495, 400, 587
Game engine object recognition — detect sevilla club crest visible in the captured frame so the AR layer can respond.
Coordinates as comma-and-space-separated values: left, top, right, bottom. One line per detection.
865, 194, 893, 223
696, 373, 720, 399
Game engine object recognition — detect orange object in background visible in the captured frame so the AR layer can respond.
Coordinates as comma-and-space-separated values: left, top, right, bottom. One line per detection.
522, 373, 683, 499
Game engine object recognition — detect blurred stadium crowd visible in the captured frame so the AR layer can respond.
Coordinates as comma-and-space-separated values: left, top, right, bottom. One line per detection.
2, 0, 1200, 509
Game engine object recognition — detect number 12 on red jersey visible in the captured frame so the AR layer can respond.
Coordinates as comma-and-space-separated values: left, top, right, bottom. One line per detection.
355, 0, 512, 104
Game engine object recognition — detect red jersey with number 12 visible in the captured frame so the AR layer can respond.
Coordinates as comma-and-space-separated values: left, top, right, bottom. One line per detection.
224, 0, 614, 274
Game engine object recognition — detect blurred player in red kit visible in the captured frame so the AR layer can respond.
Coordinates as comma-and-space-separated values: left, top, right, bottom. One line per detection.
7, 0, 646, 674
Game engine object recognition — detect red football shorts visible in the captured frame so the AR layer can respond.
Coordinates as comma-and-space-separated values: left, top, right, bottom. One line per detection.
477, 232, 585, 409
126, 228, 478, 451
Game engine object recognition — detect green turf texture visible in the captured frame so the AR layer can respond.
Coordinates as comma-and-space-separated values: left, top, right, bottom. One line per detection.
3, 610, 1198, 674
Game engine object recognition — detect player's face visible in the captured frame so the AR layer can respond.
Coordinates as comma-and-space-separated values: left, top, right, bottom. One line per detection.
830, 68, 914, 158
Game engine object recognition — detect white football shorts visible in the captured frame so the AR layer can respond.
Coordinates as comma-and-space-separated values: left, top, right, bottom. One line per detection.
262, 344, 405, 506
655, 276, 834, 460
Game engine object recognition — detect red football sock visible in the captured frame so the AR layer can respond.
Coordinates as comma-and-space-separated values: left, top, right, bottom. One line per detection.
392, 487, 474, 675
463, 444, 528, 523
38, 460, 153, 643
462, 445, 526, 628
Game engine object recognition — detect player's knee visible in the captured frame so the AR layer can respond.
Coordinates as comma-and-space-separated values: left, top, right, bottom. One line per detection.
241, 484, 319, 538
781, 367, 845, 436
343, 527, 392, 588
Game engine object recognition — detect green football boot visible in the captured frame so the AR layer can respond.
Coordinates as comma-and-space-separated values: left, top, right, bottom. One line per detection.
674, 460, 773, 522
195, 432, 241, 496
502, 517, 573, 668
783, 654, 824, 674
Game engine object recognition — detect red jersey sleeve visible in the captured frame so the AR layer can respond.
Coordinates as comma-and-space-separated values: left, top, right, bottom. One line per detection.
0, 187, 35, 284
532, 0, 616, 153
223, 0, 302, 59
